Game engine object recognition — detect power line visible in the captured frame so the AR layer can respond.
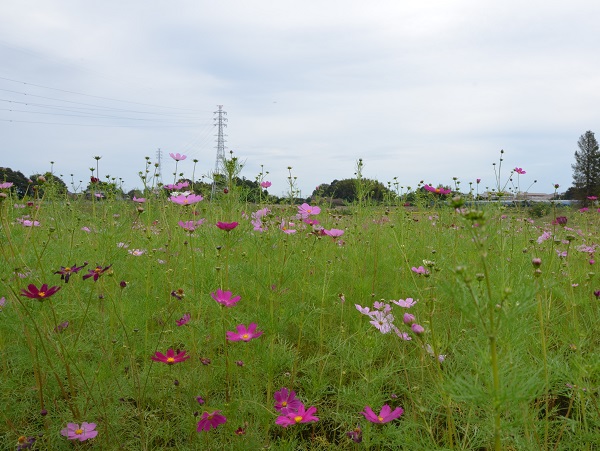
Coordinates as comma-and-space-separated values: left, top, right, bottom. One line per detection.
0, 75, 207, 112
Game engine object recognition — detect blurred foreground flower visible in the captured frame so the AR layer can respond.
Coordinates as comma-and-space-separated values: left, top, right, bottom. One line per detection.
60, 422, 98, 441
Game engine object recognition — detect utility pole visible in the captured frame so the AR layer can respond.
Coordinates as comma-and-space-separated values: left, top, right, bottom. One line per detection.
211, 105, 227, 199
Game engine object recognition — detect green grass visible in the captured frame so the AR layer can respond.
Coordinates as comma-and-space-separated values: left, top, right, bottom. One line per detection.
1, 191, 599, 450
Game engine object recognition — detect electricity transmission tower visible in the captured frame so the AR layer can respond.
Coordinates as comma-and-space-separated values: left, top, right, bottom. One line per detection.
211, 105, 227, 199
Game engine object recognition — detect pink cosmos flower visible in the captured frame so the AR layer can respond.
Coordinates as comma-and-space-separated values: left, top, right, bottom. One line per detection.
275, 404, 319, 427
411, 323, 425, 335
411, 266, 428, 275
579, 207, 589, 213
355, 304, 371, 315
176, 313, 191, 326
60, 422, 98, 441
537, 231, 552, 244
164, 181, 190, 190
424, 185, 451, 195
151, 348, 190, 365
169, 152, 187, 161
476, 178, 481, 184
297, 203, 321, 217
0, 297, 5, 309
21, 219, 40, 227
393, 327, 412, 341
260, 181, 272, 188
169, 193, 203, 205
216, 221, 238, 231
226, 323, 264, 342
211, 289, 241, 307
178, 219, 205, 231
197, 410, 227, 432
361, 405, 404, 424
514, 167, 526, 174
369, 310, 394, 334
280, 221, 297, 234
392, 298, 416, 308
274, 387, 303, 414
403, 313, 416, 325
128, 249, 145, 256
81, 226, 91, 233
587, 196, 598, 200
323, 228, 344, 237
132, 196, 146, 203
0, 182, 14, 189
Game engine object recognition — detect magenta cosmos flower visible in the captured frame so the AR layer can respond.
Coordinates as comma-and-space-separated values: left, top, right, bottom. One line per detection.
274, 388, 303, 414
60, 422, 98, 441
211, 289, 241, 307
21, 283, 61, 300
132, 196, 145, 203
83, 265, 112, 282
0, 182, 14, 189
275, 404, 319, 427
54, 263, 87, 283
226, 323, 264, 342
260, 181, 272, 188
514, 167, 526, 174
361, 405, 404, 424
197, 410, 227, 432
151, 348, 190, 365
216, 221, 238, 231
424, 185, 451, 195
169, 152, 187, 161
176, 313, 191, 326
169, 193, 203, 205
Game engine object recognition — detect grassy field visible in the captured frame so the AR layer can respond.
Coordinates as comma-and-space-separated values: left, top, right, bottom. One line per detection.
1, 185, 599, 450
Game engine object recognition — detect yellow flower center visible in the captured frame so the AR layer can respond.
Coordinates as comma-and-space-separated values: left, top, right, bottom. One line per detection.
435, 188, 441, 193
65, 267, 71, 272
378, 416, 384, 422
166, 357, 175, 363
38, 292, 46, 297
18, 436, 27, 444
242, 334, 249, 339
294, 416, 303, 423
282, 401, 287, 407
75, 429, 83, 435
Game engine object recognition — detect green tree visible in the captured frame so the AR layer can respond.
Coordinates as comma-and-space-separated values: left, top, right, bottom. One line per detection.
572, 130, 600, 200
0, 167, 31, 197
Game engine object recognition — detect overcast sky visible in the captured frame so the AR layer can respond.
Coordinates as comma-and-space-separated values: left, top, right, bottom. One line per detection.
2, 0, 599, 197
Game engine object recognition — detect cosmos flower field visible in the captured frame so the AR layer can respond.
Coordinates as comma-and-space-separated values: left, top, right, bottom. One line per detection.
1, 166, 599, 450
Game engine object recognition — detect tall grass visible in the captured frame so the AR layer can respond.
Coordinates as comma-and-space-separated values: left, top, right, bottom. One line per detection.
0, 182, 598, 450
